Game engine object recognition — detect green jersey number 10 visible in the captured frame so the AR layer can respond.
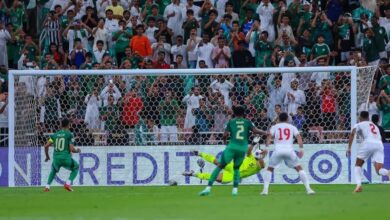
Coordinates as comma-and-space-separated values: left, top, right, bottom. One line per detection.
55, 138, 65, 151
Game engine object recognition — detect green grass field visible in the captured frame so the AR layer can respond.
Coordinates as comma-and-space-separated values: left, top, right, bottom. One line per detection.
0, 184, 389, 220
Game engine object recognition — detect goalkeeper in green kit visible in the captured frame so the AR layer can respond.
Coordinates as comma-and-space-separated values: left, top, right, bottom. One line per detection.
44, 118, 81, 192
199, 106, 267, 196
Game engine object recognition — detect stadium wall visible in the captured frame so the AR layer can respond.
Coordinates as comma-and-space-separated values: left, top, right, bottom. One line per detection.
1, 144, 390, 187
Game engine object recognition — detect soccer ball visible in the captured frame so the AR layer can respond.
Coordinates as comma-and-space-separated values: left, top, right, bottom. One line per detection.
168, 180, 178, 186
254, 149, 264, 160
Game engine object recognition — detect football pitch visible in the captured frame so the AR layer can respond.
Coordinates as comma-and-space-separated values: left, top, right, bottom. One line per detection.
0, 184, 389, 220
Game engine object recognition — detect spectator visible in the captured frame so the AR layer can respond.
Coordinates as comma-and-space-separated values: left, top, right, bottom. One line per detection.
92, 18, 108, 51
164, 0, 184, 39
93, 40, 108, 64
153, 51, 170, 69
40, 85, 61, 132
159, 90, 179, 143
210, 75, 233, 106
183, 86, 203, 131
186, 28, 202, 69
255, 108, 271, 133
121, 88, 144, 129
202, 9, 219, 38
145, 17, 158, 44
171, 35, 188, 67
211, 37, 231, 68
195, 33, 213, 68
182, 9, 200, 42
254, 30, 273, 67
311, 35, 330, 62
243, 96, 257, 121
229, 21, 245, 51
100, 81, 122, 106
113, 19, 133, 63
256, 0, 275, 41
151, 35, 171, 64
371, 16, 388, 59
130, 24, 152, 58
84, 87, 101, 130
358, 93, 379, 120
267, 75, 286, 120
0, 92, 7, 146
284, 79, 306, 115
106, 0, 124, 20
337, 13, 356, 62
64, 20, 91, 54
225, 1, 239, 23
70, 38, 87, 69
377, 89, 390, 130
363, 28, 380, 66
155, 19, 173, 45
232, 40, 254, 67
104, 9, 120, 48
193, 98, 212, 144
211, 94, 230, 140
291, 106, 305, 130
100, 95, 119, 132
372, 114, 386, 143
320, 80, 338, 130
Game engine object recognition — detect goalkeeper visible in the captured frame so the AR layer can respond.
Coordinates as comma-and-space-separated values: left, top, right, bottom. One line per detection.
183, 138, 266, 184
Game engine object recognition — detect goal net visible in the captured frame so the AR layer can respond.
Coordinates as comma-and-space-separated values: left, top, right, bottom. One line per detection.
7, 66, 377, 186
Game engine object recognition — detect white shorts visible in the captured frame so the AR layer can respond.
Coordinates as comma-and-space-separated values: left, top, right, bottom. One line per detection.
269, 149, 300, 169
357, 142, 384, 164
160, 126, 178, 142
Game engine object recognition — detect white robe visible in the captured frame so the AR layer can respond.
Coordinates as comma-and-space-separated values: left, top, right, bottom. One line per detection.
0, 29, 11, 68
182, 94, 203, 129
84, 94, 101, 130
164, 3, 184, 38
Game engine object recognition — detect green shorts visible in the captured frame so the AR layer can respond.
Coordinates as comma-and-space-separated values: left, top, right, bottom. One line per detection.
219, 149, 246, 169
52, 157, 79, 172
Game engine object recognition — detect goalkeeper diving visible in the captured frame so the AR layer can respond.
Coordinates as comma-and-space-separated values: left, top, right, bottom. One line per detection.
183, 137, 266, 184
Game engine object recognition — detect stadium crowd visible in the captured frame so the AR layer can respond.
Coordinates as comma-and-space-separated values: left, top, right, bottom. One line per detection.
0, 0, 390, 146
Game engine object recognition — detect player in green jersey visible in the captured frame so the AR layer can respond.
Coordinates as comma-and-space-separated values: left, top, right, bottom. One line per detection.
183, 141, 266, 183
199, 106, 266, 196
44, 118, 81, 192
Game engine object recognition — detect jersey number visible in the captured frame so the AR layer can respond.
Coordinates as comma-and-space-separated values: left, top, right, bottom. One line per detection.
55, 138, 65, 151
278, 128, 291, 140
236, 125, 244, 140
370, 123, 377, 135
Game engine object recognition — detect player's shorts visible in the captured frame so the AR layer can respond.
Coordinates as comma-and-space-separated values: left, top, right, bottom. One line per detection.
357, 142, 384, 164
269, 149, 299, 168
219, 148, 246, 169
52, 157, 79, 172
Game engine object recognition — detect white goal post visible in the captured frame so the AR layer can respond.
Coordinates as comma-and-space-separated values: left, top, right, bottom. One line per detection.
7, 66, 376, 187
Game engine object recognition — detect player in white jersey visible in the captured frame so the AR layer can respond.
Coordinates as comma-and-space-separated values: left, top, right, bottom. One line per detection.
261, 112, 315, 195
347, 111, 390, 193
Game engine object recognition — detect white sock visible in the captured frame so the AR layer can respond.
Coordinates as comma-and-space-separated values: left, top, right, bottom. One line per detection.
205, 186, 211, 191
232, 187, 238, 194
379, 168, 389, 176
45, 185, 50, 189
66, 180, 71, 185
263, 170, 272, 192
354, 166, 362, 187
298, 170, 311, 191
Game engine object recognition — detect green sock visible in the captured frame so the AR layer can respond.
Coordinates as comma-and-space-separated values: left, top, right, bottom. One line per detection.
69, 164, 79, 184
208, 167, 222, 186
233, 168, 240, 188
47, 169, 57, 185
199, 152, 216, 164
195, 173, 211, 180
